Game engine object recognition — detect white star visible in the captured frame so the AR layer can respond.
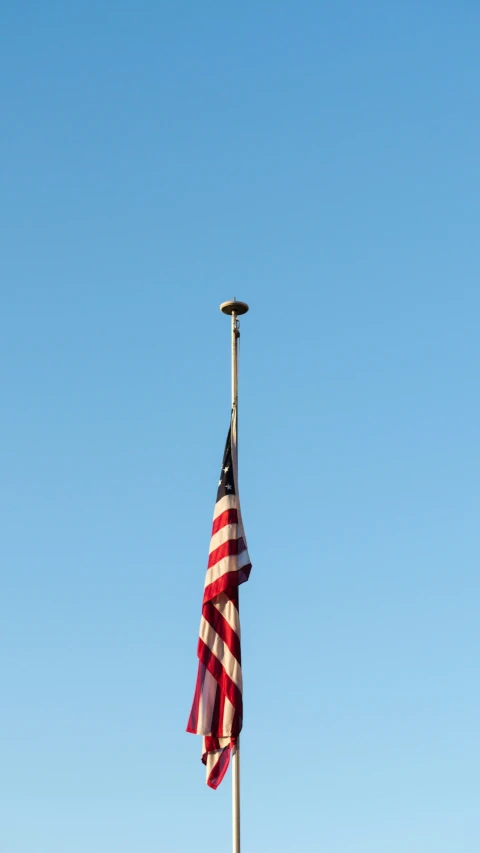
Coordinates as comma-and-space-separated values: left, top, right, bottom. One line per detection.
218, 479, 222, 486
223, 465, 230, 473
225, 484, 232, 490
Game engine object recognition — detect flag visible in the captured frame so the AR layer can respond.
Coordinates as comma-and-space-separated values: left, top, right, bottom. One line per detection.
187, 409, 252, 789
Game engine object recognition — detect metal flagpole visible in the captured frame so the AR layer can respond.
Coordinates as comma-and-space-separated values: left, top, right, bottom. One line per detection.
220, 298, 249, 853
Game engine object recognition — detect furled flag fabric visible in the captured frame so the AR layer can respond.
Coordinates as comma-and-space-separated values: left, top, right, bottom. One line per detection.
187, 410, 252, 789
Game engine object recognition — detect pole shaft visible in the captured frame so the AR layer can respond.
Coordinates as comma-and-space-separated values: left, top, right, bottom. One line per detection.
231, 309, 240, 853
232, 740, 240, 853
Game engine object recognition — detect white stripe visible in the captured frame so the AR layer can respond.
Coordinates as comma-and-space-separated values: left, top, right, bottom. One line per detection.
197, 666, 217, 734
212, 593, 240, 633
205, 751, 218, 776
209, 522, 244, 554
221, 695, 236, 735
205, 547, 251, 585
213, 494, 238, 520
199, 617, 243, 690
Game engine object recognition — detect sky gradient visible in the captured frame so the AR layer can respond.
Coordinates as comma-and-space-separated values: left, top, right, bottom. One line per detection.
1, 3, 479, 851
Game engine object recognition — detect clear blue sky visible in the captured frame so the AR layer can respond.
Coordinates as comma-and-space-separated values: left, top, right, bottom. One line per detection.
1, 3, 479, 851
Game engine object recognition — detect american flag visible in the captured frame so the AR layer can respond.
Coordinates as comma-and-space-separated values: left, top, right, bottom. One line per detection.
187, 409, 252, 789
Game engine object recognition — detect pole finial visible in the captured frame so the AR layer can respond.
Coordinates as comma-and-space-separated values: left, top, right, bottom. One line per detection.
220, 300, 249, 315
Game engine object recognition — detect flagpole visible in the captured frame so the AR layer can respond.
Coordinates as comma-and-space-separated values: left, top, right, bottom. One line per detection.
220, 298, 249, 853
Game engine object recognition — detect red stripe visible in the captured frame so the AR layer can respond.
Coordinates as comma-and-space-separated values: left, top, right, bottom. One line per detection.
229, 587, 239, 609
209, 680, 223, 736
211, 508, 238, 535
197, 639, 243, 727
206, 743, 231, 790
208, 537, 242, 569
204, 563, 252, 604
231, 706, 242, 735
203, 736, 219, 755
202, 601, 241, 662
186, 664, 203, 734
